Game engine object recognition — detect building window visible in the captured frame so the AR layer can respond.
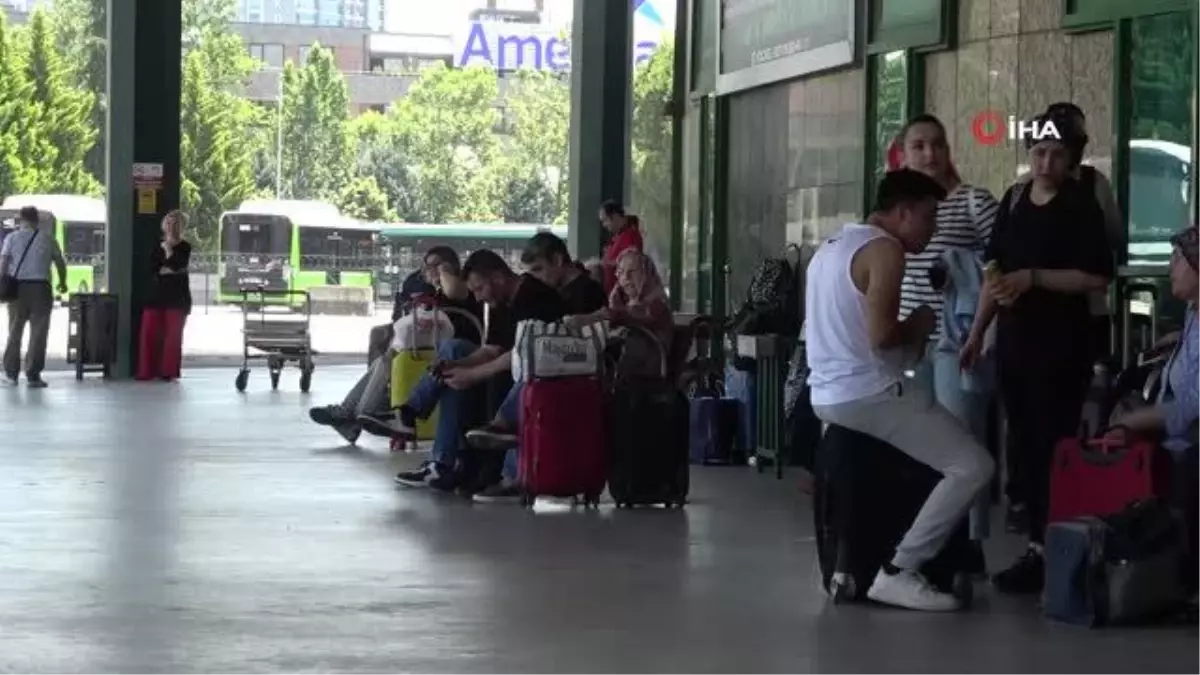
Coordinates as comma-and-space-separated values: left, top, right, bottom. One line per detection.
249, 43, 285, 69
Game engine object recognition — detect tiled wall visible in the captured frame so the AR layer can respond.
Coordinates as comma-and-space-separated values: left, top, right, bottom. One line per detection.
724, 68, 865, 302
925, 0, 1115, 200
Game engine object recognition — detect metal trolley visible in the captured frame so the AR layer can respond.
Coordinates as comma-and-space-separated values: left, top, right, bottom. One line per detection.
236, 288, 315, 392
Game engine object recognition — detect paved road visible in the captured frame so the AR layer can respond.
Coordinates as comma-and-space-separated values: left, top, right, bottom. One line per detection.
1, 305, 389, 363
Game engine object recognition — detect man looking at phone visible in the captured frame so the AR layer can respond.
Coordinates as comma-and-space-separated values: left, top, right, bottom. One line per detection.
379, 249, 568, 493
805, 169, 994, 612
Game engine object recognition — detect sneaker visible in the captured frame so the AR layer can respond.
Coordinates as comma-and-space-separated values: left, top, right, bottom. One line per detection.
360, 407, 416, 440
395, 461, 457, 491
2, 374, 17, 386
309, 405, 351, 427
1005, 503, 1028, 534
465, 424, 518, 451
472, 480, 523, 504
866, 568, 960, 612
26, 377, 47, 389
334, 424, 361, 445
992, 547, 1044, 595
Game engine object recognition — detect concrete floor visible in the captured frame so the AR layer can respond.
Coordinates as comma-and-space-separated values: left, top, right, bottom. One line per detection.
1, 367, 1195, 673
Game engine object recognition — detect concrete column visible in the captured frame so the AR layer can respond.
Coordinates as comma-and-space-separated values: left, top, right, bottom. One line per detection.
106, 0, 182, 378
567, 0, 632, 261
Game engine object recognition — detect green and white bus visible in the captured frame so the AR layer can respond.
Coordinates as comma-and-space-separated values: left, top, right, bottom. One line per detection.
217, 199, 380, 306
0, 194, 105, 299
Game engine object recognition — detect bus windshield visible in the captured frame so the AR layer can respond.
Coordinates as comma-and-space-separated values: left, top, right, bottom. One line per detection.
221, 214, 291, 257
63, 221, 104, 258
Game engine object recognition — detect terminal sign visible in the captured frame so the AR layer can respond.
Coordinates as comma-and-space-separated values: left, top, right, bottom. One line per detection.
455, 21, 659, 72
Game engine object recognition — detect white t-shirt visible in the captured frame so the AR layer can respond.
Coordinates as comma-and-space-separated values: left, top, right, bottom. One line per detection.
0, 226, 58, 281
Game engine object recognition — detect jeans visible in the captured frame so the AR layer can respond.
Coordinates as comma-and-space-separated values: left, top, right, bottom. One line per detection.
813, 382, 995, 570
406, 338, 478, 467
498, 380, 523, 481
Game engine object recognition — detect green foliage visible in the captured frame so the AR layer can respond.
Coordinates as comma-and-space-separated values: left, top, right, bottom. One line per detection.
629, 38, 675, 270
280, 44, 353, 202
348, 111, 421, 221
503, 69, 570, 223
20, 9, 101, 195
48, 0, 105, 184
392, 65, 500, 222
337, 175, 397, 222
0, 11, 41, 198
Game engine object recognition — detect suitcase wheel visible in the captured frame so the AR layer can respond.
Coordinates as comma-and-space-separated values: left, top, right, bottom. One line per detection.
830, 573, 856, 604
235, 369, 249, 392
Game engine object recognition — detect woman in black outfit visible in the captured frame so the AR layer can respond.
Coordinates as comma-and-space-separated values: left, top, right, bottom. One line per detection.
136, 210, 192, 381
960, 112, 1114, 594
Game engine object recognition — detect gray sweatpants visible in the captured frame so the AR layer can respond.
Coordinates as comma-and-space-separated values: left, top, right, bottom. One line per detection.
341, 348, 393, 418
813, 382, 995, 570
4, 281, 53, 379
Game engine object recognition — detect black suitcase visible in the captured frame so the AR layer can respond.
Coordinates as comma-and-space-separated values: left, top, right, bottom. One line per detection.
813, 424, 974, 604
608, 375, 690, 508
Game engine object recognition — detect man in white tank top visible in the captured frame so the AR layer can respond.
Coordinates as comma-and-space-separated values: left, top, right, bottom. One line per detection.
806, 169, 995, 612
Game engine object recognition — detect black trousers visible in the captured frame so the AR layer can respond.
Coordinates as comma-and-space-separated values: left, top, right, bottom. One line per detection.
999, 355, 1090, 544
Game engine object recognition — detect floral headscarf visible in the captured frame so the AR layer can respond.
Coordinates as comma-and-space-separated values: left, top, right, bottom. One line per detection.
610, 248, 668, 309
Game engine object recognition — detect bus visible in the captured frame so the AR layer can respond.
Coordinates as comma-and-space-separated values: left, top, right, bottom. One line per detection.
217, 199, 380, 306
0, 194, 105, 299
1127, 139, 1193, 264
376, 222, 568, 296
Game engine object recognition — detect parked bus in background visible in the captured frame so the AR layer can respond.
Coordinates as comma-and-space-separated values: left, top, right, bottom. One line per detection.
0, 194, 105, 301
217, 199, 380, 307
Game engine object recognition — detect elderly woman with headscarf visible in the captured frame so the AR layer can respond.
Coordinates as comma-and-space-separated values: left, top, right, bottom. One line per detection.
569, 248, 674, 379
959, 109, 1115, 596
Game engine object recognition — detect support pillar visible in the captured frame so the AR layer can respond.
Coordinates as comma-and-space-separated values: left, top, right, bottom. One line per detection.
567, 0, 632, 261
106, 0, 182, 378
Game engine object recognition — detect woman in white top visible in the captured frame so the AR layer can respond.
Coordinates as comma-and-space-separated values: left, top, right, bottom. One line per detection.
899, 114, 1000, 573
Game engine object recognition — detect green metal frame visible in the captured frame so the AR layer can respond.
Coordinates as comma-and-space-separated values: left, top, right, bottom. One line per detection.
860, 49, 926, 213
1063, 0, 1196, 30
867, 0, 955, 55
710, 95, 730, 362
668, 0, 688, 309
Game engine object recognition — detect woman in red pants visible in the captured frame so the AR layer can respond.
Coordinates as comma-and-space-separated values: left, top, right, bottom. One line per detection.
136, 210, 192, 381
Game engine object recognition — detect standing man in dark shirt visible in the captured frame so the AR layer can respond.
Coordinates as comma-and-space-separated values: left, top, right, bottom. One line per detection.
382, 249, 568, 492
466, 232, 609, 503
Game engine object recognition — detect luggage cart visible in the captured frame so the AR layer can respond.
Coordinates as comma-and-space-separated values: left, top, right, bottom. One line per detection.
236, 288, 315, 393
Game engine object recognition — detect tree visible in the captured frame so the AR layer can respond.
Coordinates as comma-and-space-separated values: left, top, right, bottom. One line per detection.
0, 11, 42, 199
49, 0, 106, 186
21, 9, 101, 195
393, 65, 499, 222
178, 0, 261, 250
279, 44, 353, 201
503, 69, 569, 223
629, 38, 674, 274
337, 175, 396, 222
348, 111, 421, 221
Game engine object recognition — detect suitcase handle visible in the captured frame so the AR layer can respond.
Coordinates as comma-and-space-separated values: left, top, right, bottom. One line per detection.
614, 323, 669, 380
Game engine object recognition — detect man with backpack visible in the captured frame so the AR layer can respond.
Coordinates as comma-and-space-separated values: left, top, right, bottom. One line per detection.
805, 169, 995, 611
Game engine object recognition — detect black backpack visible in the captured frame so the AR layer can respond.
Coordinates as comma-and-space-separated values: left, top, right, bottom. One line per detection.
727, 248, 802, 337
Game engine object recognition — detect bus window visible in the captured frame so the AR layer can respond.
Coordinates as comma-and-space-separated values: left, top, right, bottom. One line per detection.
299, 227, 377, 269
221, 216, 290, 257
63, 221, 105, 259
1128, 144, 1192, 264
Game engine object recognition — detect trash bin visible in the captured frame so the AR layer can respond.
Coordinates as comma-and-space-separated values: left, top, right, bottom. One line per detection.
67, 293, 118, 380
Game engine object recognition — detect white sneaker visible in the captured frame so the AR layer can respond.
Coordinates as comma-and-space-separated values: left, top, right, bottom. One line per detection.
866, 569, 960, 612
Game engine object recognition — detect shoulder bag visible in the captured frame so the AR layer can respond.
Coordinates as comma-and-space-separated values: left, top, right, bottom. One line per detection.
0, 229, 39, 303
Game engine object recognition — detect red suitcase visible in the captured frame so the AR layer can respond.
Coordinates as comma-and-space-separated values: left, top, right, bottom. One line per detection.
1048, 433, 1171, 524
518, 377, 608, 506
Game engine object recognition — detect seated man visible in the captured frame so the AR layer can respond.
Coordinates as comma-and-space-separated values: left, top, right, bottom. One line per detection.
374, 249, 569, 492
461, 232, 608, 503
805, 169, 994, 612
308, 246, 480, 443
